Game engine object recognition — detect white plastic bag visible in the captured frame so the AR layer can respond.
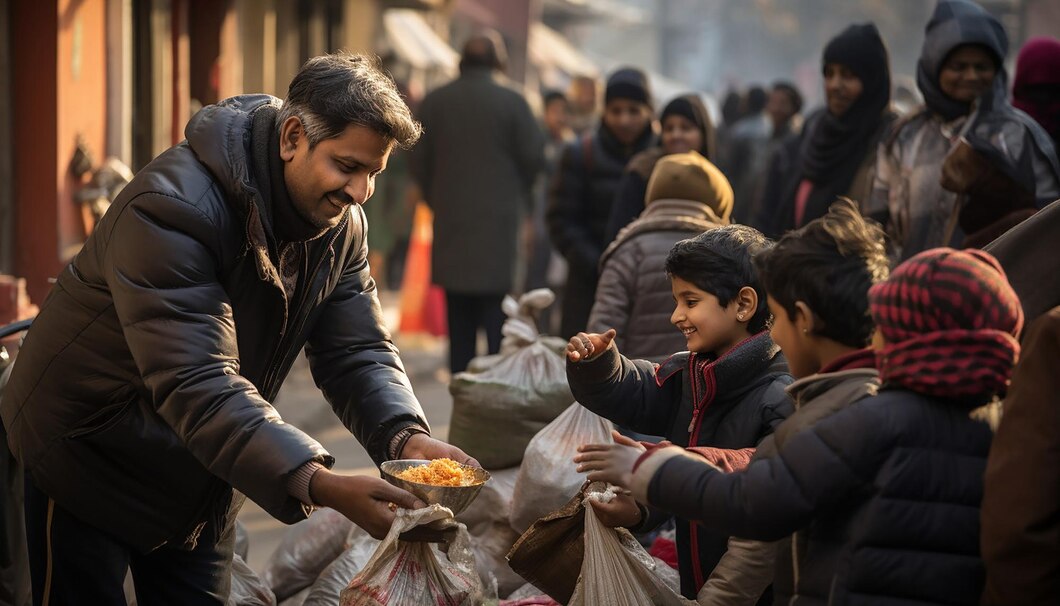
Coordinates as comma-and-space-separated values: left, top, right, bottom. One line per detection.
510, 403, 613, 532
229, 553, 277, 606
456, 466, 519, 535
302, 525, 380, 606
568, 488, 696, 606
449, 290, 574, 469
340, 504, 483, 606
262, 507, 352, 600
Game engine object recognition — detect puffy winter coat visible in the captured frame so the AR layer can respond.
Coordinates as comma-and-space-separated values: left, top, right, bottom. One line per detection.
1, 95, 429, 553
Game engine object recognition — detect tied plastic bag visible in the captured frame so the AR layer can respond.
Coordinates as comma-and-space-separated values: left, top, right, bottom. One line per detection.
234, 520, 249, 561
262, 507, 353, 600
510, 403, 613, 532
569, 488, 697, 606
303, 525, 380, 606
448, 290, 574, 469
340, 504, 482, 606
230, 553, 276, 606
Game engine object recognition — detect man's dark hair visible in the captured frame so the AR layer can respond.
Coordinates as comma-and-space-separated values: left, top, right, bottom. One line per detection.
459, 30, 508, 73
665, 225, 773, 333
278, 52, 422, 150
753, 198, 889, 348
543, 90, 568, 109
746, 86, 768, 114
772, 81, 804, 113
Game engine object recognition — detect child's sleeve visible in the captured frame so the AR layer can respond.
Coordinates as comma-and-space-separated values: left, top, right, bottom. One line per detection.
759, 377, 795, 437
566, 346, 681, 436
629, 399, 892, 542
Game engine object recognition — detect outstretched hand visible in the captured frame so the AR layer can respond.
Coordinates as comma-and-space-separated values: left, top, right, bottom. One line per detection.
573, 430, 645, 489
566, 329, 617, 362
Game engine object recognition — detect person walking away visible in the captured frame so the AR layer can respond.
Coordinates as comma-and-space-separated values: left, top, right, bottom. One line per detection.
865, 0, 1060, 260
1, 53, 476, 605
409, 31, 545, 374
758, 23, 896, 238
548, 67, 655, 339
604, 94, 716, 244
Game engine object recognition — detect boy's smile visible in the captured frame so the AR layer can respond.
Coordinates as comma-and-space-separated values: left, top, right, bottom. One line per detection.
670, 276, 749, 357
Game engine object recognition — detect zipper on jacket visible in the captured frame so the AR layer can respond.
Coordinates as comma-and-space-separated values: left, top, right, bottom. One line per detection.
686, 357, 718, 595
790, 533, 800, 606
260, 224, 344, 398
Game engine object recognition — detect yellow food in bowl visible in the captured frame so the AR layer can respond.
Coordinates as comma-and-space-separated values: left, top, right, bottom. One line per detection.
395, 458, 478, 487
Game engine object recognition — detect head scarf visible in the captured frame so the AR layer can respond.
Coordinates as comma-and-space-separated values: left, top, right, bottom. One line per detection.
660, 94, 716, 160
1012, 37, 1060, 144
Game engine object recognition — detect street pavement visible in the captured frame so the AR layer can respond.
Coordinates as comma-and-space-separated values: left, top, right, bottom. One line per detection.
238, 289, 455, 575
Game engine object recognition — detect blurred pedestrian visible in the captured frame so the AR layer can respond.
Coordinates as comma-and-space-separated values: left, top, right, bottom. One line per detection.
724, 86, 770, 216
758, 23, 896, 238
568, 74, 602, 137
1012, 36, 1060, 151
547, 67, 655, 339
409, 31, 545, 373
526, 91, 575, 334
2, 53, 476, 604
590, 151, 732, 362
604, 93, 716, 243
736, 82, 804, 228
866, 0, 1060, 259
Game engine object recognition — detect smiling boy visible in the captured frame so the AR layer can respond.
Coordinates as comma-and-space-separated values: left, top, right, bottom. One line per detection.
565, 225, 793, 599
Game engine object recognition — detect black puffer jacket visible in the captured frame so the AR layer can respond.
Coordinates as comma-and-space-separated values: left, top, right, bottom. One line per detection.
567, 332, 793, 598
645, 387, 992, 605
547, 124, 655, 338
1, 95, 429, 553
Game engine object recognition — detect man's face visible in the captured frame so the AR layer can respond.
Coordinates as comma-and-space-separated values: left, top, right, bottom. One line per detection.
939, 45, 997, 104
603, 99, 653, 146
766, 89, 796, 128
280, 118, 391, 230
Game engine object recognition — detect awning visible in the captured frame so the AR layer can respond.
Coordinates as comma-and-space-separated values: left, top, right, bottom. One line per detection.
528, 22, 600, 88
383, 9, 459, 73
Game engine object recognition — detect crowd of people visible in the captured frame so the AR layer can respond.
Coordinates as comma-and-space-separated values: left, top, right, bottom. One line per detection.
2, 0, 1059, 603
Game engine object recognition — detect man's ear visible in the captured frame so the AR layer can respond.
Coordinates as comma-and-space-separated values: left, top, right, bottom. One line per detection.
279, 116, 304, 161
793, 301, 816, 335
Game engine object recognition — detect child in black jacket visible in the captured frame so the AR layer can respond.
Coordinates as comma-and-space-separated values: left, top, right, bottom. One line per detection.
566, 225, 793, 599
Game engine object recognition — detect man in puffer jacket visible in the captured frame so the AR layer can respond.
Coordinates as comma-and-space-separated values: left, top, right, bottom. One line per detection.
2, 54, 474, 603
588, 151, 732, 362
582, 247, 1022, 605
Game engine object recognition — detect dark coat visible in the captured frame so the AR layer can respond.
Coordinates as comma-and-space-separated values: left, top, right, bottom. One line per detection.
567, 332, 793, 598
547, 124, 655, 338
646, 386, 993, 605
0, 95, 429, 553
587, 199, 725, 362
982, 307, 1060, 606
409, 67, 545, 294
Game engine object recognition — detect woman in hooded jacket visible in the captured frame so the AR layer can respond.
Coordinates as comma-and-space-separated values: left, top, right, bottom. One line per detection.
604, 94, 716, 244
866, 0, 1060, 259
758, 23, 896, 239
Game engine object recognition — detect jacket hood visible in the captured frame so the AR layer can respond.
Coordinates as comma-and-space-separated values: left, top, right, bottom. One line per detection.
185, 94, 282, 214
917, 0, 1009, 121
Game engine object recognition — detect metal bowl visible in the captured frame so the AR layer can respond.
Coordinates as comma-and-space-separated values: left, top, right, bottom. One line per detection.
380, 459, 491, 516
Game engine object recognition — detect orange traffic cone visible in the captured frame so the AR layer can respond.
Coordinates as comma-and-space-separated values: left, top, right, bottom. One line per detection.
398, 203, 447, 337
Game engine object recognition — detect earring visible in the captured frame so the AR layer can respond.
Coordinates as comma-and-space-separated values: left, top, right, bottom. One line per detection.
802, 328, 808, 334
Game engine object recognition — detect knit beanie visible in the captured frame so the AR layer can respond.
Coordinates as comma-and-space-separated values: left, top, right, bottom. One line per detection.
644, 151, 733, 221
605, 67, 652, 107
869, 247, 1023, 400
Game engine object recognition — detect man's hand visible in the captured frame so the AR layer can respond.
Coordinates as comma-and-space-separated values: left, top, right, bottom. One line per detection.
574, 430, 645, 489
566, 329, 617, 362
400, 433, 481, 468
308, 470, 425, 539
588, 491, 643, 529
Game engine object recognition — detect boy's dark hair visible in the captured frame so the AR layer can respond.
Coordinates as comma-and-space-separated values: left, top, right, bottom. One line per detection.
746, 86, 768, 114
665, 225, 773, 333
753, 198, 889, 348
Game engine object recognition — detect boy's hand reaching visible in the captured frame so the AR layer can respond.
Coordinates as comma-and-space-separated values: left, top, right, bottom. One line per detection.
588, 491, 644, 529
574, 430, 646, 489
566, 329, 617, 362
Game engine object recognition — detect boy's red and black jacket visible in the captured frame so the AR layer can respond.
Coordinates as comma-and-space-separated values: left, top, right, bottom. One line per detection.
566, 331, 793, 598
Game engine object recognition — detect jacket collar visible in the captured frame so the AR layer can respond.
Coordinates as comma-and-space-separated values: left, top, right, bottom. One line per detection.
599, 199, 725, 268
785, 349, 879, 408
656, 331, 783, 399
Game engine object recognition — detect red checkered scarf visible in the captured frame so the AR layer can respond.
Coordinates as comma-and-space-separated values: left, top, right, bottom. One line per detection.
869, 248, 1023, 401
